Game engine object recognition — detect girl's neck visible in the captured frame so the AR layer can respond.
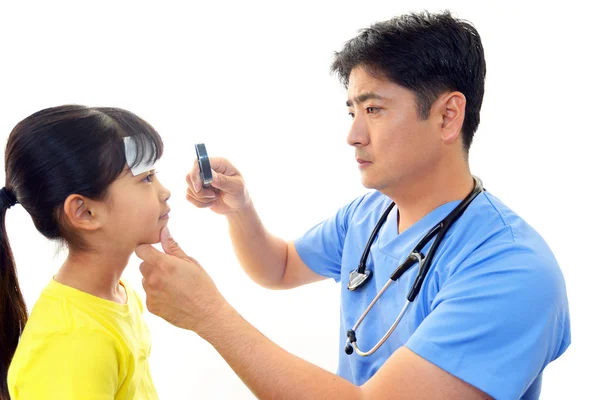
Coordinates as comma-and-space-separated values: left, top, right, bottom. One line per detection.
54, 250, 131, 304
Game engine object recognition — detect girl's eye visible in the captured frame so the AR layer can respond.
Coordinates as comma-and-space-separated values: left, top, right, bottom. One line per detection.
142, 173, 155, 183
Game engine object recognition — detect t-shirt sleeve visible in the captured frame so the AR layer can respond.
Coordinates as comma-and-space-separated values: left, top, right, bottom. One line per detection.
9, 330, 121, 400
294, 196, 366, 282
405, 242, 571, 400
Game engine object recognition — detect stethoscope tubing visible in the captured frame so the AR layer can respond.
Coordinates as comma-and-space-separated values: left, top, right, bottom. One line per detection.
347, 282, 413, 356
345, 177, 484, 356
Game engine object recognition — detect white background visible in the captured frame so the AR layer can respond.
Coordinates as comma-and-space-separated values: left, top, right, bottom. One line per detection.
1, 0, 598, 398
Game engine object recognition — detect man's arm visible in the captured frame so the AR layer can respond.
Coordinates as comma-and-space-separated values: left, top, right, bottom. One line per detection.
202, 301, 491, 400
186, 157, 325, 289
225, 200, 325, 289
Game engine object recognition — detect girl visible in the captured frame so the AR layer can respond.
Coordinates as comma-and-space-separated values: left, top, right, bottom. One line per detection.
1, 105, 170, 399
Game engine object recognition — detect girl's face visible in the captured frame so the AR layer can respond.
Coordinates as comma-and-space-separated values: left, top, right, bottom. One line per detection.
100, 168, 171, 251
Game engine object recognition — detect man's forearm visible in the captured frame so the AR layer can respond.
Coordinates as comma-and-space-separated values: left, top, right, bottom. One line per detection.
226, 200, 289, 288
199, 302, 362, 400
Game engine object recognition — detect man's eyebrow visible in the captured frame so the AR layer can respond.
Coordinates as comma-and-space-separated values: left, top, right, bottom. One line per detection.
346, 93, 385, 107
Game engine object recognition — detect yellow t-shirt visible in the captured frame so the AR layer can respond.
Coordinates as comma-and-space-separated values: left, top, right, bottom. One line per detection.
8, 279, 158, 399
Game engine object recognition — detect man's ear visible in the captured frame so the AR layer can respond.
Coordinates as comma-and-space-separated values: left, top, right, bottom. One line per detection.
63, 194, 102, 231
432, 91, 466, 144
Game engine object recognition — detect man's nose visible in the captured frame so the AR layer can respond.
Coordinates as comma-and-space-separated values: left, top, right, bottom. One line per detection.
347, 114, 369, 147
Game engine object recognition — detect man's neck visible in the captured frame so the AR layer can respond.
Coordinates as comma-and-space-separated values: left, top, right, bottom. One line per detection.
384, 163, 474, 234
54, 249, 131, 304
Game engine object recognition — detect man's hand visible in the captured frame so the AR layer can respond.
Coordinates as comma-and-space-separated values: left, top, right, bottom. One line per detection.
135, 227, 225, 334
185, 157, 250, 215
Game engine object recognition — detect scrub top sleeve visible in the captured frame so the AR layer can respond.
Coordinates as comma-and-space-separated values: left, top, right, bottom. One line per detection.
405, 243, 571, 400
294, 196, 366, 282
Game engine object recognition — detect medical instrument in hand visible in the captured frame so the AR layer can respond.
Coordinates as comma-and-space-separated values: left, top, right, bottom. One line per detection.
345, 176, 484, 356
195, 143, 212, 188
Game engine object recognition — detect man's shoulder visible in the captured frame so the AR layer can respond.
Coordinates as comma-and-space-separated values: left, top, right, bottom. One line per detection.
453, 191, 563, 287
462, 191, 552, 251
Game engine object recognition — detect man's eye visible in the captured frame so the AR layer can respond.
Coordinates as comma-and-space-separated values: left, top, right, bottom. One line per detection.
366, 107, 380, 114
348, 112, 355, 118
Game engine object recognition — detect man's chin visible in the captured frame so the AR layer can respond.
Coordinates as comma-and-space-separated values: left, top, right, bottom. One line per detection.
362, 179, 390, 195
360, 176, 378, 190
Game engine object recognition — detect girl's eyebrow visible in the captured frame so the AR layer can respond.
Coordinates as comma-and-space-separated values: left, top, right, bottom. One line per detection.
134, 169, 155, 178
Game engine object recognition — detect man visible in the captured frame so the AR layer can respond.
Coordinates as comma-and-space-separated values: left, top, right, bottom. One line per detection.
136, 11, 570, 399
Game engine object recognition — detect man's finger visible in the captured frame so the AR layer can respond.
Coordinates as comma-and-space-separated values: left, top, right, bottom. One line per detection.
139, 261, 149, 277
186, 192, 218, 209
185, 179, 218, 200
190, 159, 202, 192
160, 227, 188, 259
186, 187, 218, 203
208, 157, 240, 176
210, 171, 242, 195
135, 243, 165, 264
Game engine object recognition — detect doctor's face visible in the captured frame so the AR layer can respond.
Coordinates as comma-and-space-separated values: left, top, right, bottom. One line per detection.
346, 66, 442, 192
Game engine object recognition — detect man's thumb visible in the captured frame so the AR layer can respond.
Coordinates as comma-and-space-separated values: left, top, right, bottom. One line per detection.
160, 227, 188, 259
209, 171, 233, 193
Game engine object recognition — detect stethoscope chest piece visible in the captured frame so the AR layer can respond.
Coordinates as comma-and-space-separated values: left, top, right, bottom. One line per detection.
348, 268, 372, 291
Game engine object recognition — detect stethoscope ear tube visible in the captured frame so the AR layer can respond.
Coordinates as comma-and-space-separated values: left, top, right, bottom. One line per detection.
390, 252, 423, 281
356, 202, 396, 276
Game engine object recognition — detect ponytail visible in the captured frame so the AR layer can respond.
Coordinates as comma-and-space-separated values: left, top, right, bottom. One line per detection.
0, 188, 27, 399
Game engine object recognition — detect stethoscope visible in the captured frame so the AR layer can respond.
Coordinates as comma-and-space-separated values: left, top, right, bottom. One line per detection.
344, 176, 484, 357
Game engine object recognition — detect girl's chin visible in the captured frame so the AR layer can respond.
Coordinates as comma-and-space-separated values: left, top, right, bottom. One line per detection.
134, 223, 169, 247
138, 230, 163, 246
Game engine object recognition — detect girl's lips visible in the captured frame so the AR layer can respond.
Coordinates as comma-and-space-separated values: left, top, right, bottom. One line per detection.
159, 209, 170, 219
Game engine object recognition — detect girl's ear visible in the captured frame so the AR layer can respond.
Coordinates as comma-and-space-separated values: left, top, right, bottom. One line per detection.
63, 195, 102, 231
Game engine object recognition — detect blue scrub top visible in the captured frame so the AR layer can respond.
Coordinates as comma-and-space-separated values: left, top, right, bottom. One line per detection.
294, 190, 570, 400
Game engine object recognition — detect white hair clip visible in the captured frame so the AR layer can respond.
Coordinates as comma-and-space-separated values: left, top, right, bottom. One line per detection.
123, 136, 156, 176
